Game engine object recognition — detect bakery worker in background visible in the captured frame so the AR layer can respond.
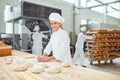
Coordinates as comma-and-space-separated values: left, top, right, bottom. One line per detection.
32, 25, 48, 55
73, 27, 93, 67
37, 12, 72, 64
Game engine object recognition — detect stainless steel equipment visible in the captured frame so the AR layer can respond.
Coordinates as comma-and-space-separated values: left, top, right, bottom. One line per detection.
4, 1, 61, 32
4, 1, 62, 52
0, 34, 20, 49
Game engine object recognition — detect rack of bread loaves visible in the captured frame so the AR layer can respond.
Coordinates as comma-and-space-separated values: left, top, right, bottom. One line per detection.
85, 28, 120, 65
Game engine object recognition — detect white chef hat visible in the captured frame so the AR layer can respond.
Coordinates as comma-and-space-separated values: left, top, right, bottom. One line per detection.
49, 12, 65, 24
80, 27, 86, 31
33, 25, 40, 31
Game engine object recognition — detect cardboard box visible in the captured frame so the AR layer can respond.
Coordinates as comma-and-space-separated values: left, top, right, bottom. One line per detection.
0, 41, 12, 56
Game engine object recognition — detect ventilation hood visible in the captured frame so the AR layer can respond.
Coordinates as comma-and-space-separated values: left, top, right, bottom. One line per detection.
23, 18, 50, 32
4, 1, 61, 32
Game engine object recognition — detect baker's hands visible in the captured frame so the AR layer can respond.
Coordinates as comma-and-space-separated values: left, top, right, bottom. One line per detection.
37, 53, 55, 62
37, 56, 50, 62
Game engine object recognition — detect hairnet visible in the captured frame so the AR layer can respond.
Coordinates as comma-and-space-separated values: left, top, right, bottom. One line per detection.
49, 12, 65, 24
33, 25, 40, 31
80, 27, 86, 31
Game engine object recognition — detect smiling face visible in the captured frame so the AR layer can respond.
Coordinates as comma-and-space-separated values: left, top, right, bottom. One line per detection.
36, 28, 41, 32
50, 20, 61, 31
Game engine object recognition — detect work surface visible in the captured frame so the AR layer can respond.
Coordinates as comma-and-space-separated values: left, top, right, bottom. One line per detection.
0, 50, 120, 80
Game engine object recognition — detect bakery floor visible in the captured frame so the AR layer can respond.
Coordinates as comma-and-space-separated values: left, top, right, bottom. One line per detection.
74, 57, 120, 75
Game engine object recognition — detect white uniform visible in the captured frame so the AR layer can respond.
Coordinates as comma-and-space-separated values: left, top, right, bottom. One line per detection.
44, 28, 72, 64
32, 32, 47, 55
73, 32, 93, 66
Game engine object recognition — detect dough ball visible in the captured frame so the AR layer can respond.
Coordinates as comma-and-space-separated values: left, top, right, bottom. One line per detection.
18, 59, 26, 64
17, 75, 25, 80
35, 63, 48, 68
5, 59, 12, 64
13, 65, 27, 71
23, 61, 33, 68
61, 62, 70, 67
4, 56, 13, 60
4, 56, 13, 64
29, 66, 44, 74
46, 66, 61, 74
13, 57, 26, 64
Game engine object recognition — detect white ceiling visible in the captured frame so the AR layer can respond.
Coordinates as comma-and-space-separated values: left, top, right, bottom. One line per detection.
64, 0, 120, 18
87, 0, 120, 18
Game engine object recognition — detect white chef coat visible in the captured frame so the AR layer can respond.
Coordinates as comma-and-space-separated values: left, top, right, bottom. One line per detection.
73, 32, 93, 66
44, 28, 72, 64
75, 32, 93, 49
32, 32, 47, 55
